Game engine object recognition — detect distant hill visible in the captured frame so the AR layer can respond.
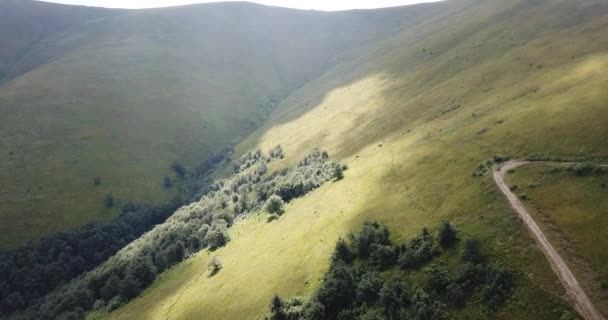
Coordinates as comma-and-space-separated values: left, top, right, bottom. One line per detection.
0, 1, 438, 247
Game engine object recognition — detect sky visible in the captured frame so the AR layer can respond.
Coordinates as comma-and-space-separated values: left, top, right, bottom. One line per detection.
41, 0, 443, 10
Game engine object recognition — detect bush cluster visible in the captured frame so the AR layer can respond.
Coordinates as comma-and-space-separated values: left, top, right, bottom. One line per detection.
5, 148, 343, 320
267, 221, 515, 320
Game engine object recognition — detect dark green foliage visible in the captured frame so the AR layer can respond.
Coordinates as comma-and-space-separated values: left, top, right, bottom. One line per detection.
410, 289, 448, 320
437, 221, 457, 248
350, 221, 391, 258
104, 193, 115, 208
462, 239, 484, 263
93, 177, 101, 186
0, 201, 179, 315
425, 262, 452, 293
208, 257, 222, 277
163, 176, 173, 188
332, 238, 353, 263
568, 162, 604, 176
355, 272, 382, 304
379, 277, 409, 319
369, 244, 396, 270
315, 261, 357, 316
205, 221, 229, 250
492, 154, 510, 163
266, 222, 515, 320
398, 229, 437, 269
480, 264, 514, 310
171, 161, 187, 178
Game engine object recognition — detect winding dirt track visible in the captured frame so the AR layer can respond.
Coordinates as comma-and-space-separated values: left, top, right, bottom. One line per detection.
493, 161, 604, 320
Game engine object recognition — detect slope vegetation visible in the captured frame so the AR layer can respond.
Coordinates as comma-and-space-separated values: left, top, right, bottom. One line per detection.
100, 0, 608, 319
0, 1, 429, 247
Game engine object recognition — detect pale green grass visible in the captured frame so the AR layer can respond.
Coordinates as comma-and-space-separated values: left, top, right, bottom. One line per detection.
508, 163, 608, 314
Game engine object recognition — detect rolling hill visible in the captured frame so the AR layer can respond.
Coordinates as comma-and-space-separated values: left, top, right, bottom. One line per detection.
0, 0, 434, 247
91, 0, 608, 319
2, 0, 608, 319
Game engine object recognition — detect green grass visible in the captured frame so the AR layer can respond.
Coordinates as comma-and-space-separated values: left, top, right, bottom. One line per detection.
93, 0, 608, 318
507, 163, 608, 314
0, 2, 427, 247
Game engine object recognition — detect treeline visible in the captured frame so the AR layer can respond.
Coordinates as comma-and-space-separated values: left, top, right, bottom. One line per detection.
5, 147, 344, 320
267, 221, 515, 320
0, 148, 231, 316
0, 201, 181, 315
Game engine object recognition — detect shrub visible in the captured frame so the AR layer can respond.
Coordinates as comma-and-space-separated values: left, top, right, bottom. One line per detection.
568, 162, 604, 176
333, 165, 344, 181
492, 154, 510, 163
264, 195, 285, 215
93, 177, 101, 186
163, 177, 173, 188
208, 257, 222, 276
481, 264, 514, 310
462, 239, 484, 263
105, 193, 115, 208
269, 145, 284, 159
171, 161, 187, 178
438, 221, 458, 248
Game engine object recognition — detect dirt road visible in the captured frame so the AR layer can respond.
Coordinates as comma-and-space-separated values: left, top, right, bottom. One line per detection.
493, 161, 604, 320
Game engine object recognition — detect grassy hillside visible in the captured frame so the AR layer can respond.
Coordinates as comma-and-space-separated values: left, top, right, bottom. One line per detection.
507, 163, 608, 315
98, 0, 608, 319
0, 2, 430, 247
0, 0, 117, 83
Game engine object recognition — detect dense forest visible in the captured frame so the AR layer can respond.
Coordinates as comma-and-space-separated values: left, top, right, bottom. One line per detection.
266, 221, 517, 320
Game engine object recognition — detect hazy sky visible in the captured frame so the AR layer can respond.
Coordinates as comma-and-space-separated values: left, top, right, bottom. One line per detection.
42, 0, 443, 10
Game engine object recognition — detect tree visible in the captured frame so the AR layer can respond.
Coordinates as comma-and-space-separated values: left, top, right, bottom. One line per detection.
438, 221, 458, 248
356, 272, 383, 304
93, 176, 101, 186
264, 195, 285, 215
100, 274, 121, 301
269, 294, 286, 320
332, 238, 353, 263
205, 222, 229, 250
379, 277, 410, 319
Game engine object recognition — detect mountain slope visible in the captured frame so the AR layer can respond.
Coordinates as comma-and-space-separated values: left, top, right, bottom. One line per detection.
0, 1, 434, 247
99, 0, 608, 319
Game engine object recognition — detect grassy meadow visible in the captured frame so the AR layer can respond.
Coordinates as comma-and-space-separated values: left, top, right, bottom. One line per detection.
0, 2, 426, 247
507, 163, 608, 314
96, 0, 608, 319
